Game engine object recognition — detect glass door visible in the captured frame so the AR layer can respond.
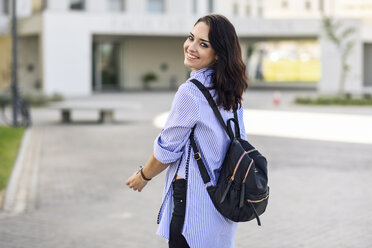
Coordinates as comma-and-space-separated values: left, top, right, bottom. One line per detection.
93, 42, 120, 91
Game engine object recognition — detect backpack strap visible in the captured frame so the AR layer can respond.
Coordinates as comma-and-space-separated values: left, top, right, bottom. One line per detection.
233, 112, 241, 139
234, 112, 238, 122
189, 126, 214, 187
190, 79, 233, 140
189, 79, 242, 187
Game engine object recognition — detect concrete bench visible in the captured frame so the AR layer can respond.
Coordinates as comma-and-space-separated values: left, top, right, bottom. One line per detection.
50, 102, 139, 123
59, 108, 114, 123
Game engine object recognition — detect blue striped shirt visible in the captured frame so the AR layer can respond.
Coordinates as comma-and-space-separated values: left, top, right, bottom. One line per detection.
154, 68, 247, 248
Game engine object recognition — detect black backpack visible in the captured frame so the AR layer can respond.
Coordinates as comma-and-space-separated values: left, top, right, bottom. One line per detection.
190, 79, 269, 225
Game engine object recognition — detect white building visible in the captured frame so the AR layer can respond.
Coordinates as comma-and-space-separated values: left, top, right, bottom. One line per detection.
0, 0, 371, 96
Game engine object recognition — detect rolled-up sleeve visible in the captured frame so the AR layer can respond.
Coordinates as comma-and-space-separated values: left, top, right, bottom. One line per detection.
154, 83, 200, 164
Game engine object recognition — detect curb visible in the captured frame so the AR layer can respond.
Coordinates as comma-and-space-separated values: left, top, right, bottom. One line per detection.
0, 190, 4, 209
2, 128, 40, 214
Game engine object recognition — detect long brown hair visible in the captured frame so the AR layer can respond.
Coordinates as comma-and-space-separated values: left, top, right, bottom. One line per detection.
195, 15, 248, 112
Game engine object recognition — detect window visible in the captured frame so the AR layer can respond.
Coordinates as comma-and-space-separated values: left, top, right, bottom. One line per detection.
147, 0, 164, 13
32, 0, 47, 13
192, 0, 197, 14
246, 5, 251, 17
281, 0, 288, 9
70, 0, 85, 10
208, 0, 214, 13
3, 0, 9, 15
305, 0, 311, 11
319, 0, 324, 12
43, 0, 47, 10
233, 3, 239, 16
257, 5, 263, 17
108, 0, 125, 12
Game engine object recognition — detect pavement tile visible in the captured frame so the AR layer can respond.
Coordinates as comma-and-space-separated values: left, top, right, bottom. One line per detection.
0, 91, 371, 248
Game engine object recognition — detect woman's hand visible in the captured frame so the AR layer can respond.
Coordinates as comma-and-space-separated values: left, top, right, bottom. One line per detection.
125, 154, 169, 192
125, 171, 148, 192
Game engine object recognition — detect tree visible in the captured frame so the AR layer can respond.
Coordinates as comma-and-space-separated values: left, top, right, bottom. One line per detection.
322, 16, 356, 98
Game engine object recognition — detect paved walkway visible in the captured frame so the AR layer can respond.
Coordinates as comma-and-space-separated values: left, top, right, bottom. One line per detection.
0, 90, 372, 248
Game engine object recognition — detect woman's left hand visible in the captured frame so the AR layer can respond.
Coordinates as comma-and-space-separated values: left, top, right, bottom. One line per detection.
125, 172, 148, 192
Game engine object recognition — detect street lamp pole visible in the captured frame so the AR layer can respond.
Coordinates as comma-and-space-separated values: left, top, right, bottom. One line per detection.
11, 0, 19, 127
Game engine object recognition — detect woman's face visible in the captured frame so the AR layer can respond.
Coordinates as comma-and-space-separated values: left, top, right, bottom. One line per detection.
183, 22, 218, 71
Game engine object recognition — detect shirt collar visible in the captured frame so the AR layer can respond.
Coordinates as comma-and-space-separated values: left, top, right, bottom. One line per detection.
190, 68, 214, 87
190, 68, 214, 77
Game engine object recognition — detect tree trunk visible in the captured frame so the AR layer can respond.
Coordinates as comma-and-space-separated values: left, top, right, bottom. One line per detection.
338, 62, 347, 98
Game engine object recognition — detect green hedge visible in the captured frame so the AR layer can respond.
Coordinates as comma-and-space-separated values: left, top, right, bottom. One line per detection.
0, 92, 64, 107
295, 95, 372, 106
0, 127, 24, 191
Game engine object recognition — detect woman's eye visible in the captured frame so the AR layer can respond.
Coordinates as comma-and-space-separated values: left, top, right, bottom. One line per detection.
201, 43, 209, 48
188, 35, 194, 41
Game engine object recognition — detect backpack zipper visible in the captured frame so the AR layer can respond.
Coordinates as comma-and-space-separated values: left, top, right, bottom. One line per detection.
242, 159, 254, 183
220, 150, 248, 204
231, 151, 248, 180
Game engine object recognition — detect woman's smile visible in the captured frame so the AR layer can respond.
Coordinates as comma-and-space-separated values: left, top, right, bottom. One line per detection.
186, 52, 199, 61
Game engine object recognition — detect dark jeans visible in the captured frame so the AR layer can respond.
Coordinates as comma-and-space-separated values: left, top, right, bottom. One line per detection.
169, 179, 190, 248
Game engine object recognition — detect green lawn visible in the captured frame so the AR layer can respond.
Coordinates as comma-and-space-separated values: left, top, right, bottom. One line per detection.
0, 127, 24, 191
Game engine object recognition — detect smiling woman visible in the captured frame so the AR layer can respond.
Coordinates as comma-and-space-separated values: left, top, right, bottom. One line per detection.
126, 14, 249, 248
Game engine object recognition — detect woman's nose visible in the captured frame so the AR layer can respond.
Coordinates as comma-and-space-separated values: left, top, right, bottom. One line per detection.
188, 41, 197, 52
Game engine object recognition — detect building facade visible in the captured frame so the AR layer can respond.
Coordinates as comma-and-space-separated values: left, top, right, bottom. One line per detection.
0, 0, 371, 96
